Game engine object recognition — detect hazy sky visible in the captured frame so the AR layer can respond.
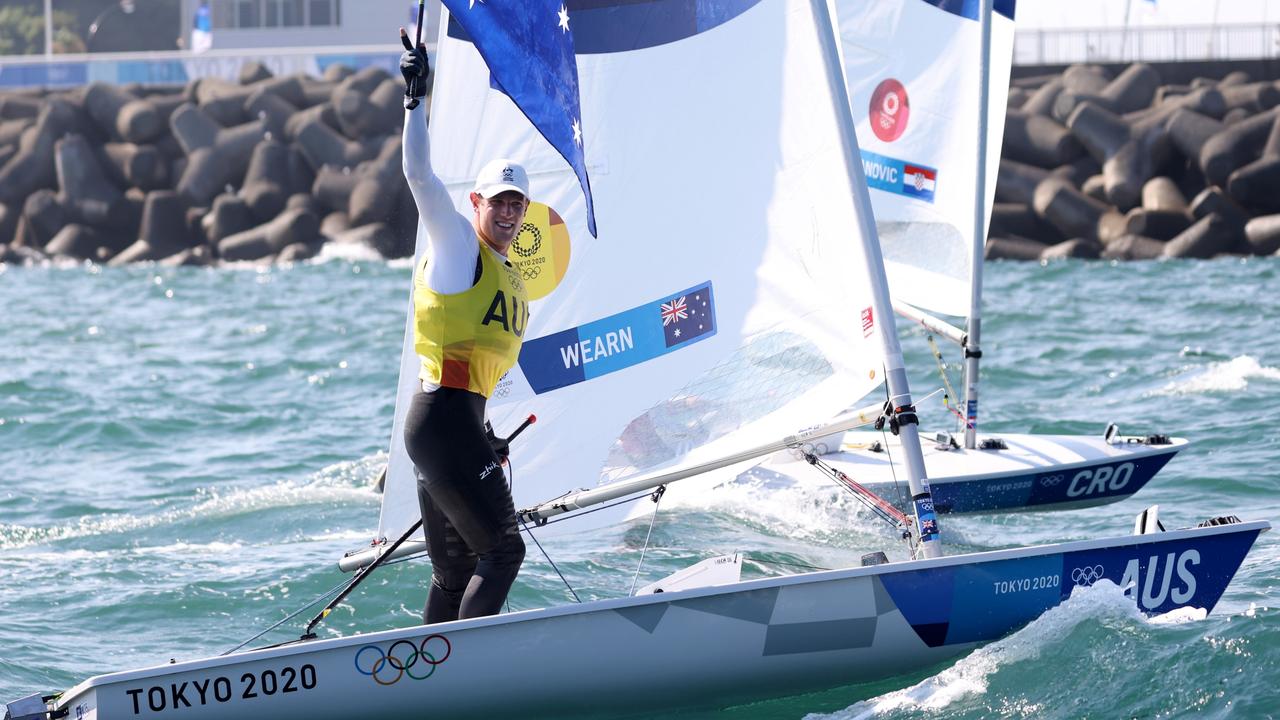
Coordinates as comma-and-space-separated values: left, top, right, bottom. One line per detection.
1015, 0, 1280, 30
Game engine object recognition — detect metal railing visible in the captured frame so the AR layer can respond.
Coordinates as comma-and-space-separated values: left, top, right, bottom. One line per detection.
0, 44, 415, 88
1014, 23, 1280, 65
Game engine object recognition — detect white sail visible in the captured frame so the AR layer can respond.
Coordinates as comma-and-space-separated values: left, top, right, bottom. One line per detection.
837, 0, 1015, 318
375, 0, 893, 543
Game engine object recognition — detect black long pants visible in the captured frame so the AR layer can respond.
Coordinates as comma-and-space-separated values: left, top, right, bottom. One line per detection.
403, 386, 525, 624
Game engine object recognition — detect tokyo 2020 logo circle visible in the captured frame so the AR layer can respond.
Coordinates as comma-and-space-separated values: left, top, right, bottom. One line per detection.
354, 634, 452, 686
869, 78, 909, 143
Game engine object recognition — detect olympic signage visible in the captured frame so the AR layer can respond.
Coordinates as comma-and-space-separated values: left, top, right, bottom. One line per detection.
354, 634, 452, 686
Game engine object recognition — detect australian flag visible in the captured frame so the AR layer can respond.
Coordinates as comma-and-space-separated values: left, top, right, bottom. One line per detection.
441, 0, 598, 237
660, 282, 716, 348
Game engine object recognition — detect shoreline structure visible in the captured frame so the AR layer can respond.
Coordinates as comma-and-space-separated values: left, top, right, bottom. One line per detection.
1, 58, 1280, 265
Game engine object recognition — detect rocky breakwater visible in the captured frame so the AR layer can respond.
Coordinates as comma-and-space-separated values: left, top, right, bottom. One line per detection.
994, 63, 1280, 261
0, 61, 419, 267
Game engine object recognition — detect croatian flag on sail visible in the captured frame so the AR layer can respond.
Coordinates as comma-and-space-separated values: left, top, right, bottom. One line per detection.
440, 0, 598, 237
902, 164, 936, 201
662, 283, 715, 348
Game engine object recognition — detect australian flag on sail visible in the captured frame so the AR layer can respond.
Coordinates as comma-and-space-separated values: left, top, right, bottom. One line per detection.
661, 283, 715, 348
440, 0, 598, 237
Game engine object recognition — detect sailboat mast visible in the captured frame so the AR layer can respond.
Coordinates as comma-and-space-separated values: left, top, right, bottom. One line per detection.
811, 0, 942, 558
962, 0, 994, 450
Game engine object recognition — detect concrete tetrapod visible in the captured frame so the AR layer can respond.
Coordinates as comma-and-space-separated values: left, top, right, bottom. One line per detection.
1040, 238, 1102, 259
55, 134, 124, 228
1141, 176, 1188, 212
1225, 113, 1280, 213
109, 190, 192, 265
1033, 175, 1110, 241
218, 207, 320, 261
995, 159, 1050, 205
1244, 214, 1280, 255
1101, 234, 1165, 260
1198, 107, 1280, 187
1067, 101, 1169, 211
1163, 213, 1242, 258
1122, 208, 1192, 241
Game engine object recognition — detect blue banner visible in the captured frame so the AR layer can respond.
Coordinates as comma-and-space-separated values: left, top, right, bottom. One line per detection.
519, 282, 716, 394
860, 150, 938, 204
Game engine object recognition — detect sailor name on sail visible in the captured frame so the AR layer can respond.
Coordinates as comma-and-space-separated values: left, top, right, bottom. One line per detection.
559, 327, 634, 369
862, 157, 899, 184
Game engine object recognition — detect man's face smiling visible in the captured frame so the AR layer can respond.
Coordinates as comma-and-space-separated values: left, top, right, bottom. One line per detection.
471, 190, 528, 256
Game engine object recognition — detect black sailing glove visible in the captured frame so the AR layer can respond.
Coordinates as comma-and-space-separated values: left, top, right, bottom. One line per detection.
399, 34, 429, 100
485, 421, 511, 462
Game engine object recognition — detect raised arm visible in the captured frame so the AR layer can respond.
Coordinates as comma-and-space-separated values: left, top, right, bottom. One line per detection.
400, 42, 479, 294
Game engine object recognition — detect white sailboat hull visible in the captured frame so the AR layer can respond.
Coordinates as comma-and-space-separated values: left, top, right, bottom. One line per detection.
50, 520, 1264, 720
723, 431, 1186, 515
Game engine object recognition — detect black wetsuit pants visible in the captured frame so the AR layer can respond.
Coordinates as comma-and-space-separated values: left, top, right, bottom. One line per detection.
403, 386, 526, 624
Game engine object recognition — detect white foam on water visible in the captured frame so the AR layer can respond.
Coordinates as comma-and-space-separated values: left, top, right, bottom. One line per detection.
0, 454, 386, 551
808, 582, 1147, 720
141, 540, 246, 557
653, 459, 891, 543
314, 241, 385, 263
1152, 355, 1280, 396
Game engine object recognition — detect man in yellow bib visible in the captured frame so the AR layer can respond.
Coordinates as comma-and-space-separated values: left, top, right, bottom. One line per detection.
400, 40, 527, 623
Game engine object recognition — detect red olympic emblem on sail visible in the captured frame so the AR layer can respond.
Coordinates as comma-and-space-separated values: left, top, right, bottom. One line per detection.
354, 634, 452, 686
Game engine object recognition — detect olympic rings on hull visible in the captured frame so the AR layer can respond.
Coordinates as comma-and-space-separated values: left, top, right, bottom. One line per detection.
1070, 565, 1106, 586
354, 634, 452, 686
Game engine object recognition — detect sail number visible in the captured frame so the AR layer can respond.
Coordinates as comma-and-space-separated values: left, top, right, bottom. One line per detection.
992, 574, 1059, 595
123, 664, 317, 714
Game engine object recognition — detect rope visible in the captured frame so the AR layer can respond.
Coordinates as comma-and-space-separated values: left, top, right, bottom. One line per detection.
221, 575, 352, 656
926, 334, 969, 432
628, 486, 666, 596
518, 516, 581, 604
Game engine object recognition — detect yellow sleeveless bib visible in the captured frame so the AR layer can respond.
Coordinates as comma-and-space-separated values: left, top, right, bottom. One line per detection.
413, 241, 528, 397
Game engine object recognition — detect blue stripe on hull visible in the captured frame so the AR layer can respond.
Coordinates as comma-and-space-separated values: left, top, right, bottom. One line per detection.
881, 527, 1261, 647
928, 451, 1178, 514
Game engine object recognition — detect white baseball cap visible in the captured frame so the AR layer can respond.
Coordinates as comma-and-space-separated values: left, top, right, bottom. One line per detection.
472, 158, 530, 199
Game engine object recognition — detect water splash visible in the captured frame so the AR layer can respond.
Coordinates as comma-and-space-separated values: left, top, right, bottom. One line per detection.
808, 581, 1197, 720
1152, 355, 1280, 396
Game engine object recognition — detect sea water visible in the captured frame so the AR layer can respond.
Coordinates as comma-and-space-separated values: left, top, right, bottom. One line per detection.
1, 256, 1278, 718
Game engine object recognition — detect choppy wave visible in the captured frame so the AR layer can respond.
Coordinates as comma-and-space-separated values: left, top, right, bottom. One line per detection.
808, 582, 1198, 720
1152, 355, 1280, 396
0, 454, 385, 551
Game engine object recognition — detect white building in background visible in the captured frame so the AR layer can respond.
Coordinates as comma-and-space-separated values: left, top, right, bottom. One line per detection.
178, 0, 440, 51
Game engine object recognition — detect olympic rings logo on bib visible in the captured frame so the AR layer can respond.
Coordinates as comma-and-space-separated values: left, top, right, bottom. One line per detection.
354, 634, 452, 686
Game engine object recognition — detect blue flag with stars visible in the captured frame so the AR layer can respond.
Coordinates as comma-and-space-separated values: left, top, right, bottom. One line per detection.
440, 0, 597, 237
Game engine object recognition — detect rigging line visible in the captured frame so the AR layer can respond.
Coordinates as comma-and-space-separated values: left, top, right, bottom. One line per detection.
518, 516, 582, 604
806, 453, 911, 529
875, 378, 918, 556
627, 485, 667, 596
926, 334, 967, 433
221, 575, 352, 656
